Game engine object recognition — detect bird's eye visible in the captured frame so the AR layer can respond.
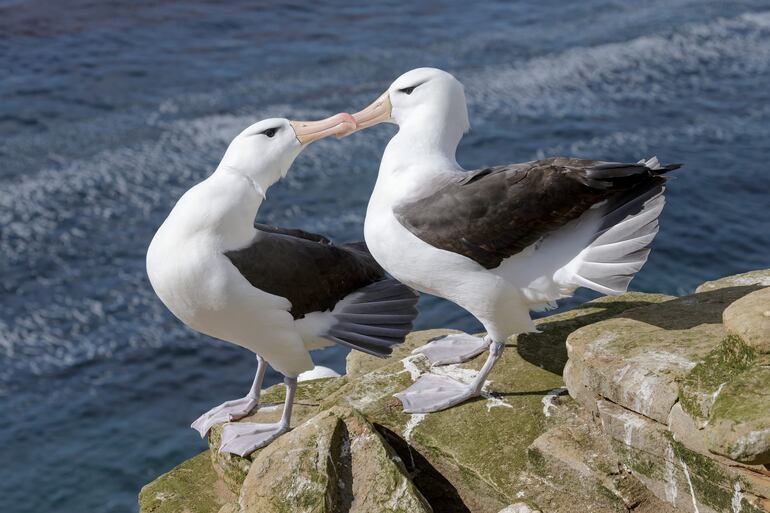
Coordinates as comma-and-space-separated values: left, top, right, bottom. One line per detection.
399, 85, 418, 95
261, 128, 278, 138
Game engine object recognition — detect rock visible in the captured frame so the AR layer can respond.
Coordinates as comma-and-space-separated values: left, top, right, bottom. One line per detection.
140, 270, 770, 513
239, 405, 430, 513
566, 301, 716, 423
566, 286, 761, 424
678, 335, 757, 421
597, 399, 769, 513
528, 410, 653, 512
706, 359, 770, 465
695, 269, 770, 293
723, 287, 770, 354
237, 407, 341, 513
207, 376, 347, 493
667, 403, 709, 454
345, 328, 462, 380
138, 452, 236, 513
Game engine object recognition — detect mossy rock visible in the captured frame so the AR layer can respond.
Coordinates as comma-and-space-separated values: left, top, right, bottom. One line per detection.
239, 405, 431, 513
678, 335, 757, 420
565, 286, 760, 423
706, 357, 770, 464
599, 399, 769, 513
723, 287, 770, 354
528, 412, 650, 512
346, 328, 462, 380
206, 376, 347, 493
138, 452, 236, 513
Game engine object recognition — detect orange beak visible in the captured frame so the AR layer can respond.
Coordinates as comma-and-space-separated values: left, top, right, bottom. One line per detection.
338, 91, 392, 138
290, 112, 357, 145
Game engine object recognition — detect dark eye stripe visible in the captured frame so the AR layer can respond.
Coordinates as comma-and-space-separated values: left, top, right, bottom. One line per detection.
261, 128, 278, 137
399, 85, 417, 95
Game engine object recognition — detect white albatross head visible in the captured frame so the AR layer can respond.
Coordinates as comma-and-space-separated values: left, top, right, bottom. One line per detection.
218, 113, 355, 195
343, 68, 470, 150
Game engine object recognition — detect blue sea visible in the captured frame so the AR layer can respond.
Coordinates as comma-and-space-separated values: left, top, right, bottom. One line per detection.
1, 1, 769, 511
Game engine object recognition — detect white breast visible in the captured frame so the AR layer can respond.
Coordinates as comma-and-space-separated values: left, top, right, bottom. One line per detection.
146, 174, 290, 340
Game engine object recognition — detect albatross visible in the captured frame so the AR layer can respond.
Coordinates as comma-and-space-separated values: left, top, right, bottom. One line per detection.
146, 114, 418, 456
344, 67, 681, 413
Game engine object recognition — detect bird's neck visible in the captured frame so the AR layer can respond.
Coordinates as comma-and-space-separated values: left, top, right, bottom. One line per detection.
390, 116, 463, 162
370, 120, 463, 208
163, 169, 263, 251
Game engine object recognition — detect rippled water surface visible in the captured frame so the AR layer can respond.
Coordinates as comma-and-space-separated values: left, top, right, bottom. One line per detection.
2, 1, 769, 511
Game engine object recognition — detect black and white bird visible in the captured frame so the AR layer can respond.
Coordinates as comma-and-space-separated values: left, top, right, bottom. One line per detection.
146, 114, 418, 456
345, 67, 680, 414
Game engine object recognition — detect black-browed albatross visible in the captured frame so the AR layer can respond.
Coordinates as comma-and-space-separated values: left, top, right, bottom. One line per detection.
344, 67, 681, 413
146, 114, 418, 456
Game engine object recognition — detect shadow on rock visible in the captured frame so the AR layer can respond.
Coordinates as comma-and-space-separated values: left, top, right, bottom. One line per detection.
374, 424, 471, 513
517, 285, 761, 376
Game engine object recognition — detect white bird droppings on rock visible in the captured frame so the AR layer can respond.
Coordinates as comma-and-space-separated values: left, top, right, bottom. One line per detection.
541, 387, 568, 417
732, 481, 743, 513
680, 457, 701, 513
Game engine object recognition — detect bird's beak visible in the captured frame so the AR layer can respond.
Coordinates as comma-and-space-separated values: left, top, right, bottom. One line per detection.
338, 91, 392, 138
290, 112, 357, 145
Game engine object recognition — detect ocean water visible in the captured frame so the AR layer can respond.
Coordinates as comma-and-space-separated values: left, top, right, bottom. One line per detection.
1, 1, 769, 511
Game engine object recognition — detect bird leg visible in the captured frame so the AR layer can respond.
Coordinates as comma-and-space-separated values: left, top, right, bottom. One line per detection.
219, 375, 297, 457
411, 333, 490, 365
191, 354, 267, 437
395, 340, 504, 413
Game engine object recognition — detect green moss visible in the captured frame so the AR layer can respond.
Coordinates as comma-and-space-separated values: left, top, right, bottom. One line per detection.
710, 359, 770, 423
609, 439, 661, 480
666, 438, 767, 512
139, 452, 233, 513
260, 376, 345, 404
678, 335, 756, 419
527, 447, 547, 475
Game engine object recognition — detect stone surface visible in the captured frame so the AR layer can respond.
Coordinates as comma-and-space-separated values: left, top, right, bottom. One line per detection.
238, 405, 431, 513
528, 410, 654, 512
207, 376, 347, 493
677, 335, 757, 421
138, 452, 236, 513
566, 286, 758, 424
345, 328, 463, 380
238, 408, 342, 513
598, 399, 769, 513
723, 287, 770, 354
706, 359, 770, 465
695, 269, 770, 293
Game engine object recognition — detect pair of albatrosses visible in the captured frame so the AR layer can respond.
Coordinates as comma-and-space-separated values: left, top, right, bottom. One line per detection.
147, 67, 680, 456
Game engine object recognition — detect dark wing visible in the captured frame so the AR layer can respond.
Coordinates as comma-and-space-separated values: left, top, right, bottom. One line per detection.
253, 222, 331, 245
225, 228, 384, 319
393, 157, 681, 269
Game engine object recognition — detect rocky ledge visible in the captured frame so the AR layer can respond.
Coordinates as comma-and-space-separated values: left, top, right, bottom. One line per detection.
139, 269, 770, 513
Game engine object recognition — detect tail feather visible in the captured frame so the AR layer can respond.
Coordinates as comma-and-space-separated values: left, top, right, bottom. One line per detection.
557, 157, 675, 296
322, 278, 418, 358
